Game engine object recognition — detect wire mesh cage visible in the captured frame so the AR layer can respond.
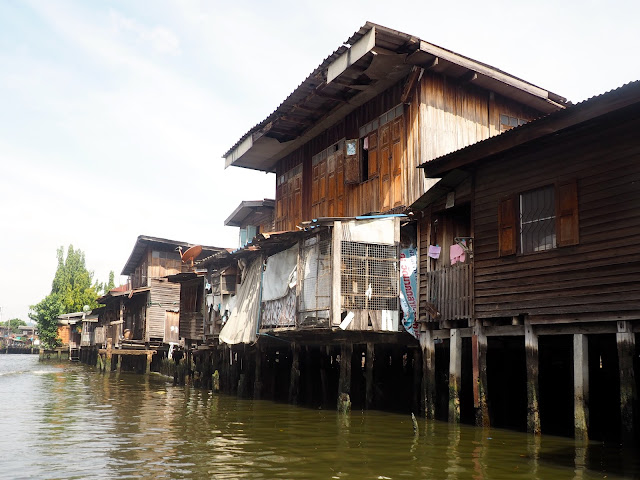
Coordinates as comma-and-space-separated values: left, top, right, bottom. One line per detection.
340, 241, 398, 311
297, 231, 332, 327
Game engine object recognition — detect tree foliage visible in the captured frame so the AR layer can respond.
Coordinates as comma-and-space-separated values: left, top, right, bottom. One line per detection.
7, 318, 27, 334
30, 245, 105, 348
105, 271, 115, 294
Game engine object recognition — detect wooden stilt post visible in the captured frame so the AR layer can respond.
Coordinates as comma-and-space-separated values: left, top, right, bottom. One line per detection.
289, 342, 300, 405
146, 352, 153, 375
573, 333, 589, 441
421, 329, 436, 420
116, 354, 122, 373
473, 321, 490, 427
449, 329, 462, 423
254, 343, 262, 399
365, 342, 375, 409
105, 338, 113, 373
617, 321, 636, 443
338, 343, 352, 413
320, 347, 329, 407
525, 322, 541, 435
412, 348, 422, 415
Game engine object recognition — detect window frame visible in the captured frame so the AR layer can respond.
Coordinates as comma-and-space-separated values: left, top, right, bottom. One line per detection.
497, 180, 579, 257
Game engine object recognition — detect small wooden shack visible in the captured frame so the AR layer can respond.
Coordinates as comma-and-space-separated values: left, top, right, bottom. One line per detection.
224, 199, 275, 248
413, 80, 640, 442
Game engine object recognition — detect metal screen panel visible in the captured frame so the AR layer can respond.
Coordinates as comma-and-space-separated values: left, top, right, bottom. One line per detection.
298, 232, 332, 327
340, 241, 398, 311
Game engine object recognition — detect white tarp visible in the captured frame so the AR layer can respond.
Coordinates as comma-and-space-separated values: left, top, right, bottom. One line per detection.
341, 217, 397, 245
262, 245, 298, 302
219, 258, 262, 345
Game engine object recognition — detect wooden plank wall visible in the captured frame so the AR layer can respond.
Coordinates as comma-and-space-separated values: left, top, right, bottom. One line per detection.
473, 118, 640, 320
148, 277, 180, 340
179, 278, 204, 340
412, 72, 541, 201
274, 71, 544, 231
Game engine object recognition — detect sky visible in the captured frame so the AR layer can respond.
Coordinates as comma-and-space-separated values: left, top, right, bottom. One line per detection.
1, 0, 638, 323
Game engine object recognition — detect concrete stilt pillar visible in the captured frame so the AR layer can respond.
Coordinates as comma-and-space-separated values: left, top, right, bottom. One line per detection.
449, 329, 462, 423
617, 321, 636, 443
288, 342, 300, 405
421, 329, 436, 420
337, 343, 352, 414
525, 323, 541, 435
473, 321, 490, 427
365, 343, 374, 409
573, 333, 589, 441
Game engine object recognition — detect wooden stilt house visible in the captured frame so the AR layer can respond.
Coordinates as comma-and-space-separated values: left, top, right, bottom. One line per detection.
413, 80, 640, 441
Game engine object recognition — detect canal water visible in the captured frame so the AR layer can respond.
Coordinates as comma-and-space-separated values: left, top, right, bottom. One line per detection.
1, 355, 638, 480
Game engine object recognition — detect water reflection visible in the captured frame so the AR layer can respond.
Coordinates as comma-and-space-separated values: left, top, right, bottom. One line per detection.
0, 355, 637, 479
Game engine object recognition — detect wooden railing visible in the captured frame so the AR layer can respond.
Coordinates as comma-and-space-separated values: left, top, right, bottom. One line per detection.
426, 263, 473, 322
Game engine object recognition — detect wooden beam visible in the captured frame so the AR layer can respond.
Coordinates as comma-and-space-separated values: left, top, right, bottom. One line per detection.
401, 67, 421, 103
460, 70, 478, 83
525, 323, 541, 435
573, 334, 589, 441
331, 222, 343, 326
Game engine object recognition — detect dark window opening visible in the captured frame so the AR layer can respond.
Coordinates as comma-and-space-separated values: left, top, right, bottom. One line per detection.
360, 137, 369, 181
520, 185, 556, 254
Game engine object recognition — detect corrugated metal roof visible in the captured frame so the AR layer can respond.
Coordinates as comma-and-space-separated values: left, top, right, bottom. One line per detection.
121, 235, 227, 276
223, 22, 567, 172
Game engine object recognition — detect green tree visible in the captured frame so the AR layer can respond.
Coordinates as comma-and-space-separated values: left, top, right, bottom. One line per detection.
105, 270, 115, 293
30, 245, 104, 348
7, 318, 26, 334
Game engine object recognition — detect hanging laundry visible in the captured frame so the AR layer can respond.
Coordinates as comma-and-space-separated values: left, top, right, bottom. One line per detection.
428, 245, 441, 259
450, 243, 466, 265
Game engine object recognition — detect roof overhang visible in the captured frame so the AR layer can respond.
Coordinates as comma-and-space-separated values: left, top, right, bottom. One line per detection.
223, 22, 567, 173
224, 199, 275, 227
121, 235, 225, 276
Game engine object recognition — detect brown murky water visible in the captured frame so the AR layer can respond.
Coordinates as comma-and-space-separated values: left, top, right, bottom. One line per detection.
0, 355, 638, 479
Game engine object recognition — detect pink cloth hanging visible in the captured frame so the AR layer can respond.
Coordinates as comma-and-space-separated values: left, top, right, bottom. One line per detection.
450, 244, 466, 265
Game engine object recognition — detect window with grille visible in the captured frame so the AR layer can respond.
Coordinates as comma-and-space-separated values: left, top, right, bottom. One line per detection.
340, 241, 398, 310
519, 185, 556, 253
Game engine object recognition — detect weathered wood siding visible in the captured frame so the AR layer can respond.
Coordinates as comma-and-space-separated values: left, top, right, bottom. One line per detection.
473, 118, 640, 320
274, 71, 543, 231
148, 277, 180, 340
412, 72, 540, 200
179, 277, 205, 340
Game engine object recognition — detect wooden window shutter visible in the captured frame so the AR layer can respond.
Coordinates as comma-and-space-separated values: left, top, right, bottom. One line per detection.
556, 180, 579, 247
498, 195, 517, 256
344, 139, 361, 184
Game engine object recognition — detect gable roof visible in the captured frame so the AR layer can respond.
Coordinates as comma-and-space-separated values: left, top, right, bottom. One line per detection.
121, 235, 226, 276
420, 80, 640, 179
224, 22, 567, 173
224, 199, 275, 227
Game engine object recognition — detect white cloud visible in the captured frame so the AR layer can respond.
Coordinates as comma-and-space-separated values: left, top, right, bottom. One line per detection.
1, 0, 639, 324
